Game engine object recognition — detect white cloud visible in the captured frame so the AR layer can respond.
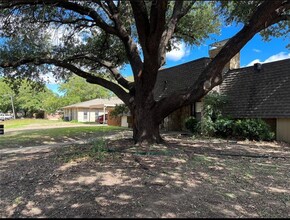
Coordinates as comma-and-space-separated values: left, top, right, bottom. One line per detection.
263, 52, 290, 63
246, 52, 290, 67
166, 41, 190, 61
246, 59, 261, 67
253, 49, 261, 53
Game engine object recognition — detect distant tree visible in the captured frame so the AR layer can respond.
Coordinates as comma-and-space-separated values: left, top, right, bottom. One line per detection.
16, 80, 60, 117
0, 79, 15, 113
59, 75, 113, 106
42, 91, 63, 114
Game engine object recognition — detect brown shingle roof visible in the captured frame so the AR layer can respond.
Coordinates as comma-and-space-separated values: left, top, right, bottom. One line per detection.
220, 59, 290, 118
153, 57, 210, 100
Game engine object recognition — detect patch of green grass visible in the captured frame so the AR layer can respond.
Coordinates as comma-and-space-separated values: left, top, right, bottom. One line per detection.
57, 138, 111, 162
1, 118, 98, 130
2, 119, 69, 129
0, 126, 127, 149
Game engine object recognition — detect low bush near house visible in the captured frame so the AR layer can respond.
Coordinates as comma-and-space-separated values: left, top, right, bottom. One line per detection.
184, 116, 200, 134
184, 92, 275, 141
214, 117, 234, 138
233, 118, 275, 141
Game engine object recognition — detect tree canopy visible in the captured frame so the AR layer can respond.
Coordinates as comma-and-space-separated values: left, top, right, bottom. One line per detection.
59, 75, 113, 107
0, 0, 289, 143
0, 78, 15, 113
0, 78, 60, 116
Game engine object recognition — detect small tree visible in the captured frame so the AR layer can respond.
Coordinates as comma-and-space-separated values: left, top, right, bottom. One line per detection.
200, 92, 228, 136
59, 75, 113, 107
0, 79, 15, 113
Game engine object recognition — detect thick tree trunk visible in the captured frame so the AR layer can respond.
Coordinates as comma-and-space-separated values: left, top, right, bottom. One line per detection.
132, 105, 163, 145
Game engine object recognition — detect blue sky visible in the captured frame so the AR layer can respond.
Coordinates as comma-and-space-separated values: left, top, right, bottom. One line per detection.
50, 23, 288, 94
25, 24, 290, 94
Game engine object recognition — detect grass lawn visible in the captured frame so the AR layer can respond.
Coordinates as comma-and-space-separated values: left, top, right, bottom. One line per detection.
1, 118, 77, 129
0, 124, 127, 149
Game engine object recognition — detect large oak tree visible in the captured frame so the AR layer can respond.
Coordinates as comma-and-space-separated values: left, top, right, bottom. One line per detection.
0, 0, 289, 144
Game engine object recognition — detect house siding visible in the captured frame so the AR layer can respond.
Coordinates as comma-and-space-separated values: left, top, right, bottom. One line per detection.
89, 111, 95, 122
163, 105, 191, 131
276, 118, 290, 143
74, 109, 78, 120
78, 109, 84, 122
77, 108, 97, 122
63, 108, 104, 122
62, 97, 125, 125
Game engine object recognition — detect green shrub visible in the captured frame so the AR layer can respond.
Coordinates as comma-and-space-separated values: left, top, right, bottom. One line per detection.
214, 117, 234, 138
186, 92, 274, 141
200, 114, 216, 136
200, 92, 228, 136
203, 92, 228, 120
184, 116, 199, 133
233, 119, 274, 141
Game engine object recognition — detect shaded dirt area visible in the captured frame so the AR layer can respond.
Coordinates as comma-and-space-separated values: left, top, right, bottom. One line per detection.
1, 133, 290, 218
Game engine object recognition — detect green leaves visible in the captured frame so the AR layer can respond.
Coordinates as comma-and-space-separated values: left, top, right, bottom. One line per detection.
58, 75, 113, 106
218, 1, 290, 47
0, 79, 15, 113
174, 2, 221, 47
109, 104, 129, 118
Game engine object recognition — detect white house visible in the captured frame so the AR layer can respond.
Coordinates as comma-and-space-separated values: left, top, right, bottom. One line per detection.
62, 97, 124, 124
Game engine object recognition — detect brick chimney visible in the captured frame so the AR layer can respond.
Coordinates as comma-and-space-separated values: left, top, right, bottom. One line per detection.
209, 39, 240, 71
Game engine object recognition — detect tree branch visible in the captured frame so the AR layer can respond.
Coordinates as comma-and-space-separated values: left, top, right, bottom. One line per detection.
0, 0, 118, 35
155, 0, 289, 120
95, 0, 113, 20
129, 0, 150, 50
105, 0, 118, 15
64, 54, 134, 92
92, 0, 144, 80
1, 0, 144, 80
0, 58, 131, 104
158, 1, 196, 66
148, 0, 168, 49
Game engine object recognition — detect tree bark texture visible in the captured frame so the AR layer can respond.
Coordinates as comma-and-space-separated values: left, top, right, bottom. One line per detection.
132, 108, 163, 144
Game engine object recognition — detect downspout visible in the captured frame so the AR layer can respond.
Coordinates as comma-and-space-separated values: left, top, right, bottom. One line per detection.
103, 105, 107, 124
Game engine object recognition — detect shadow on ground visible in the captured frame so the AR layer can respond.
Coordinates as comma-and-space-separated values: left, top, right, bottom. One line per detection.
1, 134, 289, 218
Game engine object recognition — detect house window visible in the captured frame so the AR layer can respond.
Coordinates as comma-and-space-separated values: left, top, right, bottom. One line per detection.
84, 112, 88, 120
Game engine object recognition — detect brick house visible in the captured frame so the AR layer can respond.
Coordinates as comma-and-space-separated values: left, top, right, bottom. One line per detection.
220, 58, 290, 143
153, 40, 290, 143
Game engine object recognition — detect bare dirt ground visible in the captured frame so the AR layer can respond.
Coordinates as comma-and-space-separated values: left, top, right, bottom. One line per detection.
1, 131, 290, 218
